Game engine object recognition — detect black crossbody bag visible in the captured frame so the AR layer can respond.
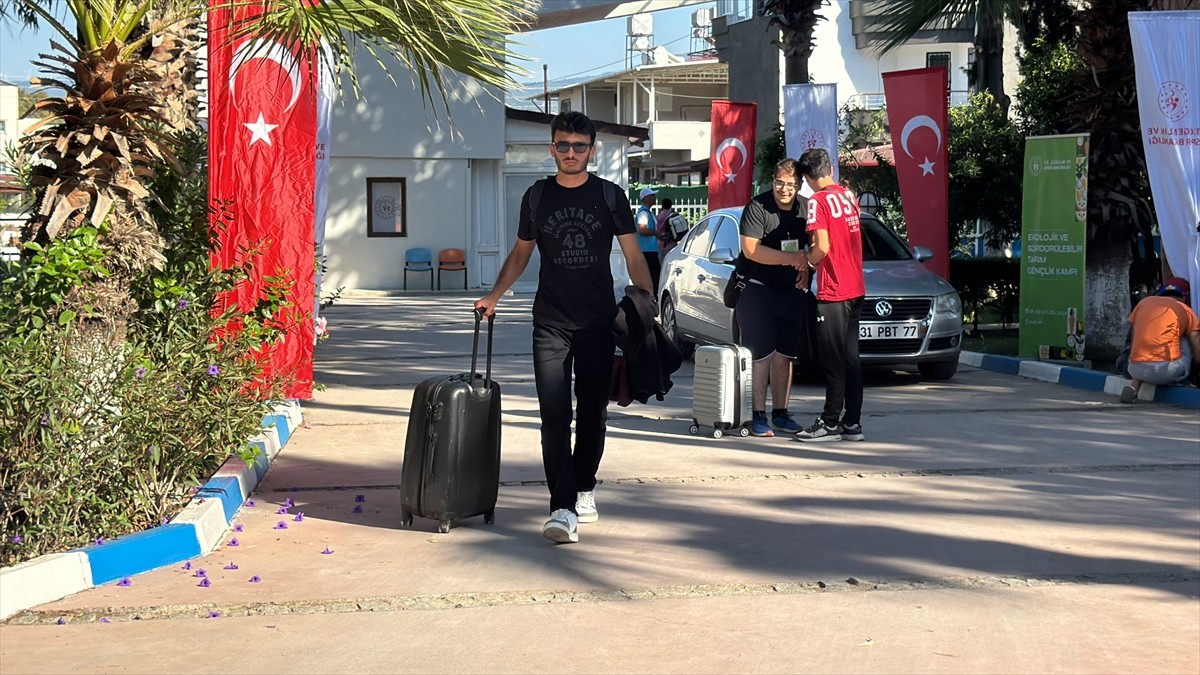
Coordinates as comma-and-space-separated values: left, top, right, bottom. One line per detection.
722, 256, 756, 309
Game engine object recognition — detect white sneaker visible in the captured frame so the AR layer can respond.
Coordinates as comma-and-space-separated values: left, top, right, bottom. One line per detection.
542, 509, 579, 544
576, 491, 598, 523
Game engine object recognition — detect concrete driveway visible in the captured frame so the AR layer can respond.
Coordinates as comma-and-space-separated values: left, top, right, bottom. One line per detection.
2, 294, 1197, 674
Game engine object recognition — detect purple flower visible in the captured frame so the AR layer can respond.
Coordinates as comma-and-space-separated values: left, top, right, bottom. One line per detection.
94, 537, 105, 546
198, 578, 211, 588
227, 537, 240, 547
293, 512, 304, 522
100, 618, 111, 624
182, 562, 192, 571
233, 523, 244, 532
174, 384, 185, 400
284, 498, 295, 508
273, 521, 288, 530
40, 415, 48, 427
8, 535, 22, 544
207, 610, 220, 618
277, 507, 289, 514
246, 500, 256, 507
135, 366, 147, 379
321, 547, 334, 555
352, 505, 363, 514
223, 562, 238, 570
161, 517, 169, 525
177, 299, 189, 309
116, 578, 132, 587
355, 495, 366, 503
147, 444, 155, 457
249, 575, 261, 583
207, 364, 220, 376
56, 617, 66, 625
194, 569, 207, 578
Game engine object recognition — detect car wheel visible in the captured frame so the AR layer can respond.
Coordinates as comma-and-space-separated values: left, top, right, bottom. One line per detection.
661, 296, 695, 360
918, 359, 958, 381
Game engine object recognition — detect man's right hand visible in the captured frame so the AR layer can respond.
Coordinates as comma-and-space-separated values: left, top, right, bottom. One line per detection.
474, 296, 498, 319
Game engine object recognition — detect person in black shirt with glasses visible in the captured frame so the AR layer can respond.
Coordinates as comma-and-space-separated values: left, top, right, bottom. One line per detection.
476, 111, 653, 544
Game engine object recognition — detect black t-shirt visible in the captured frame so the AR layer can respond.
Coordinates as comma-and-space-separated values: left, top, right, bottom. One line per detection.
518, 174, 636, 330
737, 190, 807, 291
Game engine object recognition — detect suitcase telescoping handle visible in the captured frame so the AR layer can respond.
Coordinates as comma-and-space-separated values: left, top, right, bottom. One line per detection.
470, 307, 494, 390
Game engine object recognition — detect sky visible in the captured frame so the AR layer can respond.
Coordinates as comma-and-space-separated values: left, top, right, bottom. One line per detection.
0, 4, 712, 87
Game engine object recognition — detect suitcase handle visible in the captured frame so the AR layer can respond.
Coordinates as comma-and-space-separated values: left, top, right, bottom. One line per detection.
470, 307, 494, 390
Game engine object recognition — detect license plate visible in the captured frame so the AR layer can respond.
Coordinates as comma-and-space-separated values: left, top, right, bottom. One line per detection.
860, 323, 919, 340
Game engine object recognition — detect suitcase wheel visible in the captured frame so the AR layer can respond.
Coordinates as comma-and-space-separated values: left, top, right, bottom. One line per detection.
712, 428, 724, 439
688, 424, 700, 435
437, 518, 452, 534
738, 426, 750, 437
484, 509, 495, 525
399, 508, 413, 528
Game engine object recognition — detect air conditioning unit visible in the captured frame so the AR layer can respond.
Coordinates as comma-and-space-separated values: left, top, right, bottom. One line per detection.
628, 13, 653, 37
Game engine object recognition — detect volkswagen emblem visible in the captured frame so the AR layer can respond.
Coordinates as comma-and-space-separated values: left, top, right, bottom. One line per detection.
874, 300, 893, 318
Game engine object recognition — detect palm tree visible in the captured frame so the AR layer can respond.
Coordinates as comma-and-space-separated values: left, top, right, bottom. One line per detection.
760, 0, 826, 85
0, 0, 532, 330
870, 0, 1022, 113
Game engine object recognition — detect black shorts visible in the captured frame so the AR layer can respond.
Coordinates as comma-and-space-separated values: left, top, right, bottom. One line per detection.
735, 283, 808, 360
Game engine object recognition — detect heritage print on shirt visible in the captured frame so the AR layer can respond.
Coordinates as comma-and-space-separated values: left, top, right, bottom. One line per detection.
543, 205, 605, 271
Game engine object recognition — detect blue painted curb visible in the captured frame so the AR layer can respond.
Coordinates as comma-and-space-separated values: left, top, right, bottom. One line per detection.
963, 351, 1200, 408
0, 401, 303, 619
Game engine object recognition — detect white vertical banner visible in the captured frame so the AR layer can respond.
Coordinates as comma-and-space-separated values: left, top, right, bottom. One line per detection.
313, 48, 335, 331
784, 83, 839, 197
1130, 10, 1200, 314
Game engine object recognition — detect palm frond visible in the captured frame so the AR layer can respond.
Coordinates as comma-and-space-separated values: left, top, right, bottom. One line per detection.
869, 0, 1022, 55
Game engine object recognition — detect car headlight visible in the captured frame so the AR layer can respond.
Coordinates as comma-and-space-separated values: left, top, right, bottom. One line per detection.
935, 292, 961, 316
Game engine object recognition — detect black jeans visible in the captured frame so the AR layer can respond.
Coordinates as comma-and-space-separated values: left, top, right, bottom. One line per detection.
643, 252, 661, 295
815, 297, 864, 427
532, 323, 614, 513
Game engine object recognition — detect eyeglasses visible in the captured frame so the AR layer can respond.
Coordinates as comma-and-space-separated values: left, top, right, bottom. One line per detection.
773, 180, 798, 191
553, 141, 593, 154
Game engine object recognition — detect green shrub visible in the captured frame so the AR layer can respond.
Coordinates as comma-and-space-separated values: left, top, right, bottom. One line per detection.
950, 257, 1020, 328
0, 131, 297, 565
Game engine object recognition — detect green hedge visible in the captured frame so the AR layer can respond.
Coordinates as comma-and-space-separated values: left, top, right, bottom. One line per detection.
950, 257, 1020, 328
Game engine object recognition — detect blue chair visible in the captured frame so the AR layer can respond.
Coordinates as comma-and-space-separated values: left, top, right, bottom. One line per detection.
403, 247, 433, 290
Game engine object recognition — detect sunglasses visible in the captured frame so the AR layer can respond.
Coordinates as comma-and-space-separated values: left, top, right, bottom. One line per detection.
553, 141, 593, 154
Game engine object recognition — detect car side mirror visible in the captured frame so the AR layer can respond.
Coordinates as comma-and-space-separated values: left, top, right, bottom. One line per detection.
709, 248, 737, 264
912, 245, 935, 262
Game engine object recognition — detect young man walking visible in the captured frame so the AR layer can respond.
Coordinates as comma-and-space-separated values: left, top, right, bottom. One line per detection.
475, 111, 654, 544
734, 159, 811, 437
794, 148, 867, 443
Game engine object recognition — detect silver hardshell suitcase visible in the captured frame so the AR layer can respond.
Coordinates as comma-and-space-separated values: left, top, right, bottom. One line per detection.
690, 344, 753, 438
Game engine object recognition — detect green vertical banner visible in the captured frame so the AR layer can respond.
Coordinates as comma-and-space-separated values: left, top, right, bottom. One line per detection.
1019, 134, 1089, 361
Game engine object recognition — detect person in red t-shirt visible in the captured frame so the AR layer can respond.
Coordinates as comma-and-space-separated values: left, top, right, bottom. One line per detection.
1120, 276, 1200, 403
793, 148, 867, 443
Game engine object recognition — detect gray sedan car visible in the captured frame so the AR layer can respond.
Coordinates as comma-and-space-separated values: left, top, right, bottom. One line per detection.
658, 206, 963, 380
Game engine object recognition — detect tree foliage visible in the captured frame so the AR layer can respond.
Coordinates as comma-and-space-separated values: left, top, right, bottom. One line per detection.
947, 91, 1022, 247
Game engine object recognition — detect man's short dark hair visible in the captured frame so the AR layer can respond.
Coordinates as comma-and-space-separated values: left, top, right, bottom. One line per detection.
797, 148, 832, 179
775, 158, 797, 178
550, 111, 596, 144
662, 197, 673, 209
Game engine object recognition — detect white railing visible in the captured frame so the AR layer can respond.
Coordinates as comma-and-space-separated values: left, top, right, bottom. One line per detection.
845, 90, 973, 111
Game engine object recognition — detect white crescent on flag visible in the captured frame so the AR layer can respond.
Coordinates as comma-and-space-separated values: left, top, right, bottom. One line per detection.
230, 38, 303, 113
715, 137, 748, 184
900, 115, 943, 176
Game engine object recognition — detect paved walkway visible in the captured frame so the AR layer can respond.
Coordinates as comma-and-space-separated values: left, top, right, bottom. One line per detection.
2, 295, 1198, 674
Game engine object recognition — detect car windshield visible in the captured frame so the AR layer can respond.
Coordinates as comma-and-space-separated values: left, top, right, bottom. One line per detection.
861, 215, 914, 262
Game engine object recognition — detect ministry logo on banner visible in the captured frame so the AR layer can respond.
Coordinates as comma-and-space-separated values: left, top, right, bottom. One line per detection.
784, 83, 839, 186
1130, 10, 1200, 314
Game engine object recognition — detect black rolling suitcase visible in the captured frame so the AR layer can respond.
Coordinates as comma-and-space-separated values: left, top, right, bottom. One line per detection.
399, 309, 501, 533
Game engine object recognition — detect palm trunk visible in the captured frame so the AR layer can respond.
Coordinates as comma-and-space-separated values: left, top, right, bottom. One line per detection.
975, 14, 1008, 114
1084, 237, 1133, 364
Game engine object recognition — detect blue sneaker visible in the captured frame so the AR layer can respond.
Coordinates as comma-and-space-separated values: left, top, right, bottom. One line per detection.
749, 412, 774, 437
770, 411, 802, 433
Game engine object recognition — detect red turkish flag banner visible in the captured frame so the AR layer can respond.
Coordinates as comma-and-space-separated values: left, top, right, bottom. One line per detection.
882, 67, 950, 280
707, 101, 757, 211
208, 1, 317, 399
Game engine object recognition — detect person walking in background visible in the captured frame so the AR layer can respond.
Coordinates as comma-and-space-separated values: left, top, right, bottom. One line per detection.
794, 148, 867, 443
635, 187, 661, 293
734, 158, 811, 437
1120, 277, 1200, 403
656, 197, 682, 264
475, 111, 654, 545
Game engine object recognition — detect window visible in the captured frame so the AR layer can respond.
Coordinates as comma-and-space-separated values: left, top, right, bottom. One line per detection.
366, 177, 407, 237
683, 217, 716, 256
715, 0, 753, 23
926, 52, 951, 93
560, 98, 572, 112
0, 121, 6, 134
710, 216, 740, 257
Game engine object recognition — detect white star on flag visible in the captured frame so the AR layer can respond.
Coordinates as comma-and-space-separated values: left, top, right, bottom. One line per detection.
918, 157, 936, 176
244, 113, 279, 146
